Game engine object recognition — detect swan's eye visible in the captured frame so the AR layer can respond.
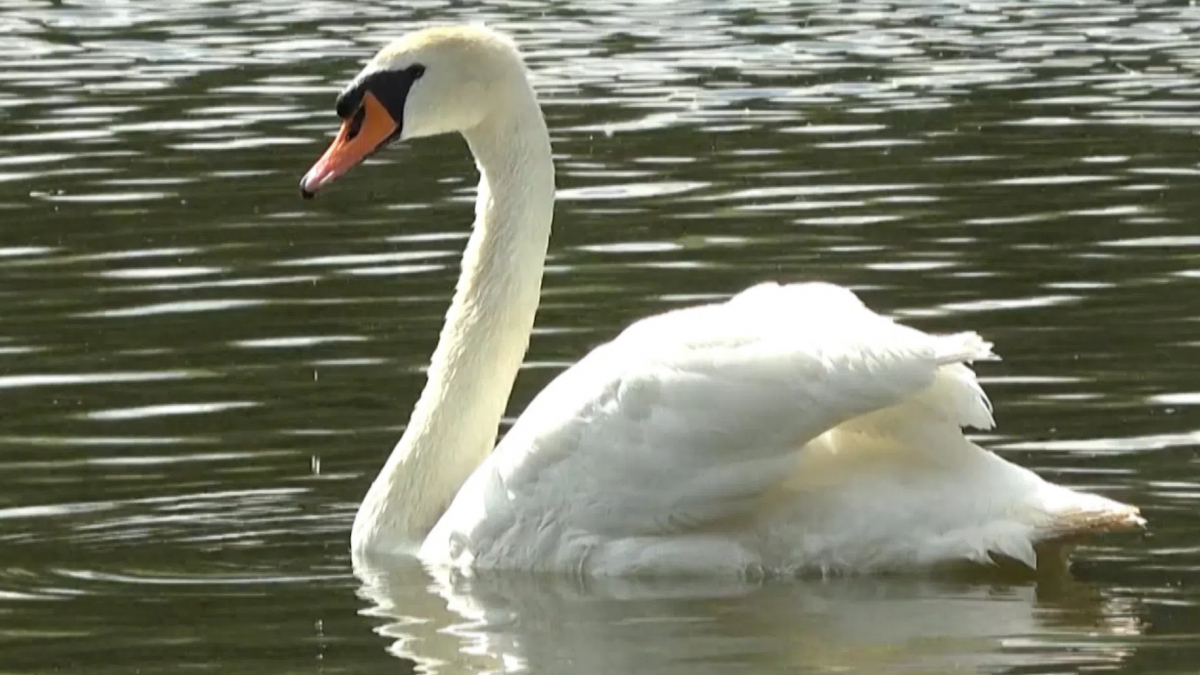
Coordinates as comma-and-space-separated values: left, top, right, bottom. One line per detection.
411, 64, 426, 79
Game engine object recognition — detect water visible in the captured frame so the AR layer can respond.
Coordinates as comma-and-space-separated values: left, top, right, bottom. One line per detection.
1, 0, 1198, 672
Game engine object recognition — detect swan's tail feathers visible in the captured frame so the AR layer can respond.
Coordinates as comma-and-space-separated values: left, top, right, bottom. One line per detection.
1034, 487, 1147, 542
987, 489, 1144, 571
933, 331, 998, 366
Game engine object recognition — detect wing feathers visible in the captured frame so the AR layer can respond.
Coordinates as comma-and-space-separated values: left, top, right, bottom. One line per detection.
495, 282, 998, 536
932, 331, 997, 366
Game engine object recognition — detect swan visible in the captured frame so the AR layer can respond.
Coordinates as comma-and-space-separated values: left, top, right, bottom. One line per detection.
299, 25, 1144, 576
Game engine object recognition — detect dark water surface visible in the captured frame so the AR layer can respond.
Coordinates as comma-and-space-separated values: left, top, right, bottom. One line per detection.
2, 0, 1199, 673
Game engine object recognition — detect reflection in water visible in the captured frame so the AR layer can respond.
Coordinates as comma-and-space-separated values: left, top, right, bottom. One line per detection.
355, 558, 1141, 675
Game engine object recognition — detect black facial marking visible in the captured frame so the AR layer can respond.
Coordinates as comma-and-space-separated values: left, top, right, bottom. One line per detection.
334, 63, 427, 125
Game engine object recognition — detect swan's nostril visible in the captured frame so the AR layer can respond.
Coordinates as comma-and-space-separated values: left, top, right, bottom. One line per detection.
345, 105, 367, 141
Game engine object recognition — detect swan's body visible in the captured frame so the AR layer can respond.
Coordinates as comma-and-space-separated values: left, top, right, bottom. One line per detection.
301, 25, 1143, 576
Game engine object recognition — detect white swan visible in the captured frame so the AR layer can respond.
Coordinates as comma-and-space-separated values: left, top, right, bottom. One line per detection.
300, 25, 1144, 576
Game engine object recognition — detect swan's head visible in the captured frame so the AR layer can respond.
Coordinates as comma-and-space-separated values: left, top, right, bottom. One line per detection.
300, 25, 528, 198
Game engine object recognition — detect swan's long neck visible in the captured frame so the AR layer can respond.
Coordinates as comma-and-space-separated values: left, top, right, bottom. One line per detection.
352, 86, 555, 553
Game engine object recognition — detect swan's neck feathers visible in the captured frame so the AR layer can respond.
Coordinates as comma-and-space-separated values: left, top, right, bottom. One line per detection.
353, 86, 555, 553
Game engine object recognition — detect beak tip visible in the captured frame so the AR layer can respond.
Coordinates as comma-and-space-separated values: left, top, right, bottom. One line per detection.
299, 169, 326, 199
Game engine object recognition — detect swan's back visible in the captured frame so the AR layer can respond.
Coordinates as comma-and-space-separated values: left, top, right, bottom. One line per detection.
420, 282, 1142, 575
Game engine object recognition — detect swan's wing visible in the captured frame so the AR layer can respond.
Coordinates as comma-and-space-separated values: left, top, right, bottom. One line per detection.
484, 282, 995, 536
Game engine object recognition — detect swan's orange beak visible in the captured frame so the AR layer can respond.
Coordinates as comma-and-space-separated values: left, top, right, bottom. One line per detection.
300, 92, 399, 199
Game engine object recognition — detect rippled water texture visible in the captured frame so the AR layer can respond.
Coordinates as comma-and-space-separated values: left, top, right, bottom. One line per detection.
1, 0, 1199, 673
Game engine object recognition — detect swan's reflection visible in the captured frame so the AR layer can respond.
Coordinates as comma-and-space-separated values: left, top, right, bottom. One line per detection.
354, 556, 1140, 675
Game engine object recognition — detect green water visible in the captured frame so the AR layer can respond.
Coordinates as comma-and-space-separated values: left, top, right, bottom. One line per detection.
1, 1, 1198, 673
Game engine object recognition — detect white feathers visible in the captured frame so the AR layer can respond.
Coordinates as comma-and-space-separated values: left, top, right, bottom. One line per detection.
419, 280, 1141, 575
